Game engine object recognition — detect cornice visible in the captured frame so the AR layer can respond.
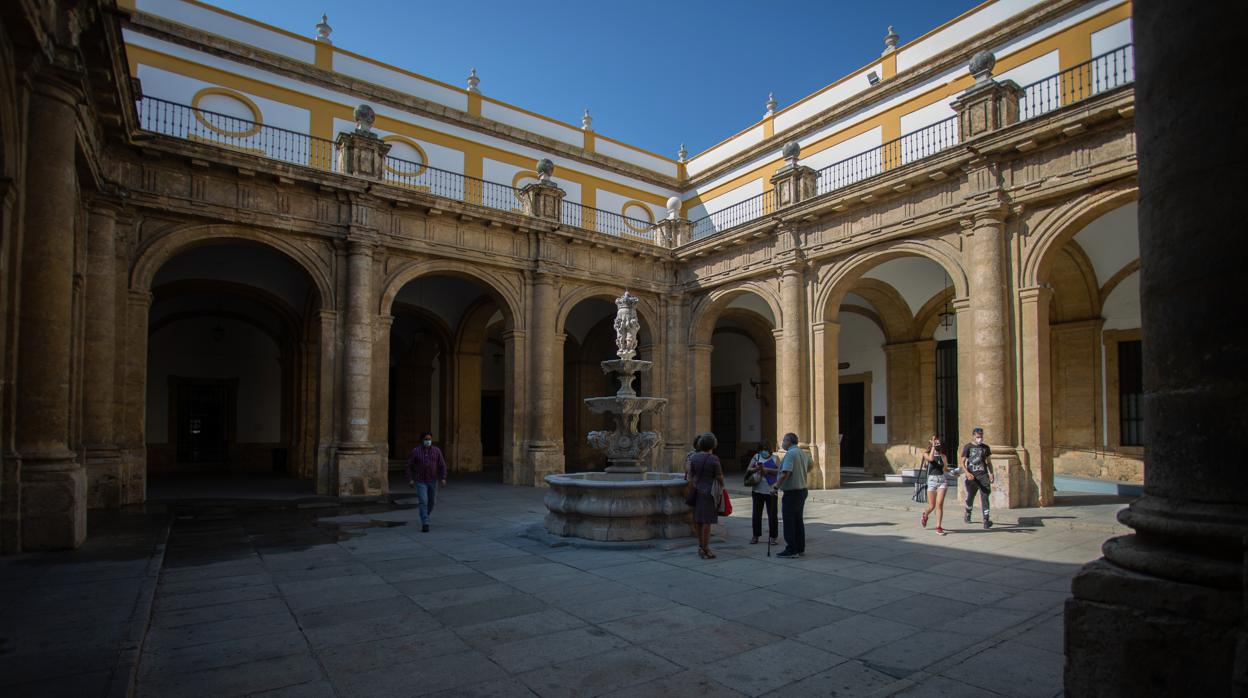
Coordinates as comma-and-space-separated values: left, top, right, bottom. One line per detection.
124, 12, 681, 190
685, 0, 1095, 188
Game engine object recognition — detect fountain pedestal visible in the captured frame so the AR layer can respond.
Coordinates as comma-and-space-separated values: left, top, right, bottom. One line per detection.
543, 292, 692, 542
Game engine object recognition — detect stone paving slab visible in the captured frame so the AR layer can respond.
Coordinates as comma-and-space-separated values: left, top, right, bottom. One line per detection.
4, 479, 1113, 696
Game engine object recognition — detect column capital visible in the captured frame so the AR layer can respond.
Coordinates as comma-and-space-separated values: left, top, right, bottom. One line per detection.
318, 308, 339, 321
126, 289, 154, 308
1017, 285, 1053, 304
688, 342, 714, 354
375, 314, 395, 329
502, 329, 527, 341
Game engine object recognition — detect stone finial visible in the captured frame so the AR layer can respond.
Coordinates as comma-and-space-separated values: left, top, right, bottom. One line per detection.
677, 143, 687, 163
882, 25, 899, 54
765, 92, 777, 117
782, 140, 801, 166
353, 104, 375, 135
466, 68, 480, 93
315, 14, 333, 43
536, 158, 555, 183
665, 196, 681, 220
582, 108, 592, 131
969, 50, 997, 83
613, 291, 641, 361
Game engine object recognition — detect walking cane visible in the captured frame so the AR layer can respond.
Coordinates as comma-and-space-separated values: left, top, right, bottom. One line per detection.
768, 489, 777, 557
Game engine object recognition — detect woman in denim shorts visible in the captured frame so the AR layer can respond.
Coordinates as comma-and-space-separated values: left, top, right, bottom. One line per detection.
918, 434, 950, 535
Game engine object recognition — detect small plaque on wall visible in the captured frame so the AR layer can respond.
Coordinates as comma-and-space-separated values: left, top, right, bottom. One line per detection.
873, 416, 886, 425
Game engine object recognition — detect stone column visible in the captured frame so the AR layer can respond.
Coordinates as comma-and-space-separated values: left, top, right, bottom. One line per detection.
659, 294, 689, 472
334, 238, 383, 496
811, 321, 841, 489
1018, 286, 1054, 506
119, 291, 152, 506
16, 77, 87, 550
83, 203, 123, 509
1066, 2, 1248, 693
777, 264, 809, 446
501, 329, 526, 484
688, 343, 714, 435
965, 210, 1026, 508
525, 272, 564, 484
315, 309, 338, 495
450, 349, 483, 473
952, 297, 975, 507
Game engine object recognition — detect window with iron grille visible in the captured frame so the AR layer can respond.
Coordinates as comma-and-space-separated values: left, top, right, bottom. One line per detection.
935, 340, 959, 456
1118, 340, 1144, 446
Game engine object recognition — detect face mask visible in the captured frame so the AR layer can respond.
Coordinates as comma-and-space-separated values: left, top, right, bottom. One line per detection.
423, 440, 432, 447
974, 437, 983, 444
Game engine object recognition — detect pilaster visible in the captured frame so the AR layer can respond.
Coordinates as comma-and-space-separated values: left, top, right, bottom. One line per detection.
811, 321, 841, 489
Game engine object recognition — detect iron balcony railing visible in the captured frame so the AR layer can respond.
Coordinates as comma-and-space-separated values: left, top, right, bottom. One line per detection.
561, 200, 657, 243
690, 189, 778, 241
690, 43, 1135, 242
1019, 43, 1135, 121
135, 95, 660, 244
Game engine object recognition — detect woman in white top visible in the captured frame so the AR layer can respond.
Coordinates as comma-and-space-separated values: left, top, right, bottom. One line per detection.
746, 441, 779, 545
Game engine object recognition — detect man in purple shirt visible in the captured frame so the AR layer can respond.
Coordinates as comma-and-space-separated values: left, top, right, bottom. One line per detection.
406, 431, 448, 532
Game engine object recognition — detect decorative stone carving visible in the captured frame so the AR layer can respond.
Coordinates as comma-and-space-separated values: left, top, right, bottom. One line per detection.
466, 68, 480, 93
677, 143, 688, 163
315, 14, 332, 43
771, 141, 819, 208
883, 25, 899, 55
951, 50, 1023, 141
518, 159, 565, 221
765, 92, 777, 117
353, 104, 375, 135
536, 157, 555, 183
581, 108, 592, 131
613, 290, 640, 361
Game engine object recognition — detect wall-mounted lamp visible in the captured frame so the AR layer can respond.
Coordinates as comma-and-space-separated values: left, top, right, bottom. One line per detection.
749, 378, 770, 405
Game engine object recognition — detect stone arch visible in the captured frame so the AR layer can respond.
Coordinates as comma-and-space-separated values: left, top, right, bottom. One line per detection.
555, 284, 660, 339
379, 258, 522, 331
151, 279, 303, 345
843, 278, 914, 343
1021, 181, 1139, 288
688, 279, 783, 346
815, 238, 968, 323
915, 287, 957, 339
130, 224, 334, 308
1049, 241, 1101, 323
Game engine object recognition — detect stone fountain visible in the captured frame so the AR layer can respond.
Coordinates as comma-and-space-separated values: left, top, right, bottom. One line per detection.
543, 292, 691, 542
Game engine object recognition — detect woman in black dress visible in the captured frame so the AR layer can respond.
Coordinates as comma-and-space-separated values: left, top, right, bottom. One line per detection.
685, 432, 725, 559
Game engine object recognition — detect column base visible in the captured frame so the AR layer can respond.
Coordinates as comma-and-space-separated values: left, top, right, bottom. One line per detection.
120, 448, 148, 505
810, 442, 841, 489
335, 446, 386, 497
20, 453, 87, 551
85, 448, 124, 509
525, 445, 564, 487
1066, 557, 1243, 696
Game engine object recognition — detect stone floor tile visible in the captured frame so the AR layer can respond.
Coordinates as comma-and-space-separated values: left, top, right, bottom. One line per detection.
136, 651, 323, 698
486, 625, 629, 673
1011, 615, 1064, 654
332, 649, 505, 697
430, 593, 548, 628
815, 582, 916, 613
315, 629, 470, 674
866, 593, 978, 628
604, 670, 748, 697
704, 638, 847, 696
664, 620, 783, 669
140, 629, 308, 674
455, 608, 586, 649
599, 604, 722, 643
857, 629, 980, 677
735, 599, 854, 637
894, 675, 1003, 697
561, 592, 679, 624
144, 612, 299, 652
424, 677, 539, 697
251, 679, 339, 698
516, 646, 682, 698
942, 640, 1064, 698
292, 594, 421, 629
796, 613, 919, 658
302, 609, 441, 648
155, 583, 280, 612
153, 597, 290, 629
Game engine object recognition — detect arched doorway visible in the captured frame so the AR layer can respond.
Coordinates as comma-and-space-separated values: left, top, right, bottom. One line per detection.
143, 241, 325, 497
819, 248, 967, 478
384, 273, 517, 482
1039, 201, 1142, 493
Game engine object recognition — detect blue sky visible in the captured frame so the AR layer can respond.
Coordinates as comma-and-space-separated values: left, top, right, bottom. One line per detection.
205, 0, 981, 158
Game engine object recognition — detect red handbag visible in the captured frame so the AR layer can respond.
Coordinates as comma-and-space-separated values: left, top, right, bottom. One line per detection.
719, 489, 733, 516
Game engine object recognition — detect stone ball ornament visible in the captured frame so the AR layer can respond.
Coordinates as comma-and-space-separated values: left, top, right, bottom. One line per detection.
353, 104, 376, 134
665, 196, 681, 219
536, 157, 555, 182
969, 50, 996, 81
782, 140, 801, 163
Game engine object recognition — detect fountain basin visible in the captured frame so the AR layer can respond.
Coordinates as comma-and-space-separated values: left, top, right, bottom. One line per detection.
544, 472, 691, 542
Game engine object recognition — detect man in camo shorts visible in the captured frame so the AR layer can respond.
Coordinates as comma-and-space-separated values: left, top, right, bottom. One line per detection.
960, 426, 994, 529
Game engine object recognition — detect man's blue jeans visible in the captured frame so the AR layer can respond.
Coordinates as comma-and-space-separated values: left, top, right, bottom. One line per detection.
415, 481, 437, 524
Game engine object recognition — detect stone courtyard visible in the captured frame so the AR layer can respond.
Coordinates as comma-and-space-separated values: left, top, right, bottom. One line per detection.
0, 478, 1120, 697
